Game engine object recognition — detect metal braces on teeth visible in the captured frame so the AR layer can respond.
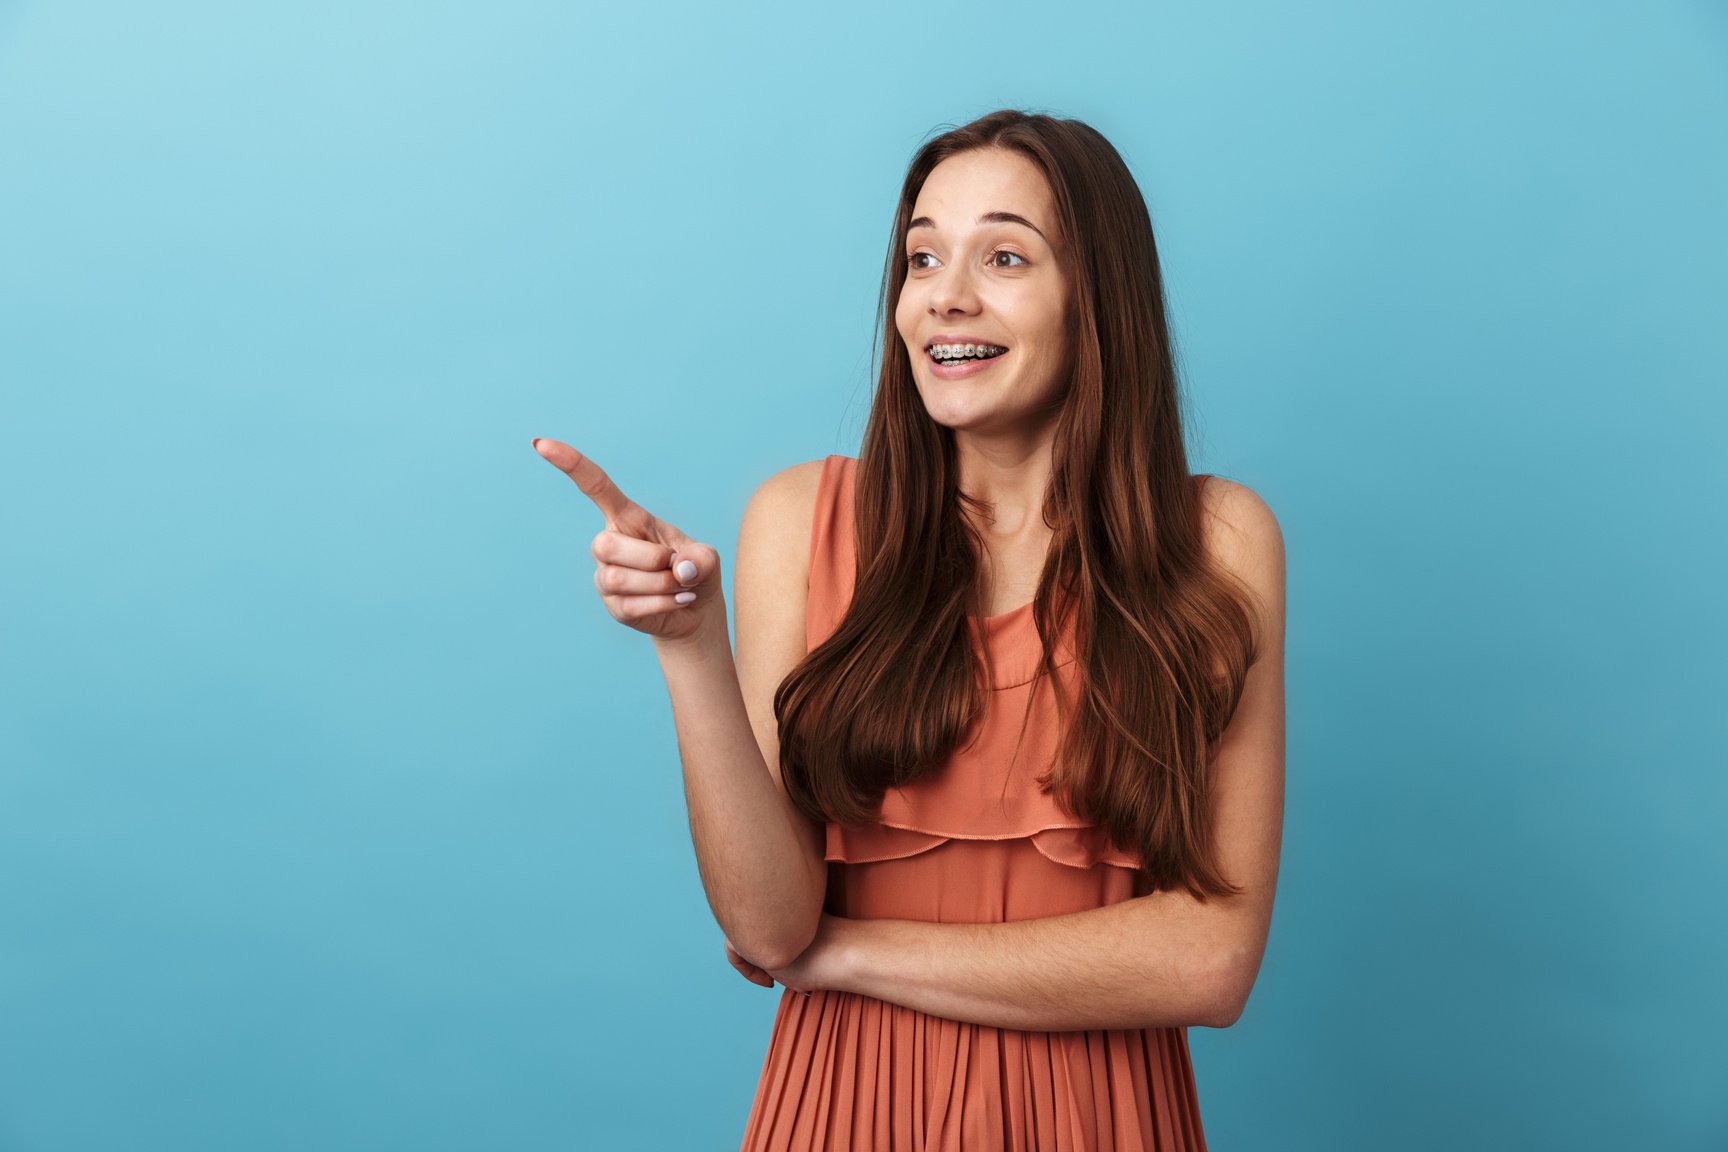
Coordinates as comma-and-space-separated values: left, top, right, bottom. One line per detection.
929, 343, 1007, 360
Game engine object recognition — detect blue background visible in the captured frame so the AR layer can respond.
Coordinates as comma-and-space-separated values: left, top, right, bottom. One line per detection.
3, 1, 1725, 1148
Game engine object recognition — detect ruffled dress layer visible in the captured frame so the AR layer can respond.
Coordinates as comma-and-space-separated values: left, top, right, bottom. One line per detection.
739, 455, 1209, 1151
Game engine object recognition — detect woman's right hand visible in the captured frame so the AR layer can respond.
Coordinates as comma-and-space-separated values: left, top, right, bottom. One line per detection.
530, 437, 723, 644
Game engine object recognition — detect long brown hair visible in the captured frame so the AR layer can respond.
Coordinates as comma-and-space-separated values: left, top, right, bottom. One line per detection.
774, 109, 1260, 900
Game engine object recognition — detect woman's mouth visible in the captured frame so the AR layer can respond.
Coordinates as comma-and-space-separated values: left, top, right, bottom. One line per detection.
925, 342, 1009, 378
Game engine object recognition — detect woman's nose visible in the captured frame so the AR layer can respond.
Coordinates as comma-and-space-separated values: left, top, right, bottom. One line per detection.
929, 259, 981, 314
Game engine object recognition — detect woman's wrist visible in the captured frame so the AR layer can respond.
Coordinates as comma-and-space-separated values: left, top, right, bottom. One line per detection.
829, 915, 884, 996
649, 598, 732, 662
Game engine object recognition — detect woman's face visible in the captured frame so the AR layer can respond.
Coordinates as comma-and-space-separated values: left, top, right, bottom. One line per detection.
895, 147, 1072, 439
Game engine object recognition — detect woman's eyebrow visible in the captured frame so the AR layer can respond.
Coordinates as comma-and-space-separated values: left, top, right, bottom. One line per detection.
908, 211, 1048, 244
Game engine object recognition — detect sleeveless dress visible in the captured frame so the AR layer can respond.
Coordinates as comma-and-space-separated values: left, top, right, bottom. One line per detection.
738, 454, 1209, 1152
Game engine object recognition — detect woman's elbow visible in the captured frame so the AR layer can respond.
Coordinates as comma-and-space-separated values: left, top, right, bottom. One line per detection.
1195, 990, 1248, 1029
1190, 954, 1259, 1029
739, 908, 823, 972
749, 933, 815, 974
729, 863, 826, 970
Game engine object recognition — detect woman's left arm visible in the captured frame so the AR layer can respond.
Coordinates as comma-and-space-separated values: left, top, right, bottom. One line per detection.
766, 480, 1286, 1032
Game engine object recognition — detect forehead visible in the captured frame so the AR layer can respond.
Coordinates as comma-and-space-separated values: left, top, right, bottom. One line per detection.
911, 148, 1056, 235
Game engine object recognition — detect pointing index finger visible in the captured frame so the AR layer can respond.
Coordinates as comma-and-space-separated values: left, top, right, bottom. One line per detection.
531, 438, 638, 525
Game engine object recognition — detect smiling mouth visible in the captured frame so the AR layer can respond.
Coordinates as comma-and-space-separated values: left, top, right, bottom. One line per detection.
926, 343, 1009, 365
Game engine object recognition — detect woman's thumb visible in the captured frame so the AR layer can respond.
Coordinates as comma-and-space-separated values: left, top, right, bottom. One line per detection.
666, 540, 718, 587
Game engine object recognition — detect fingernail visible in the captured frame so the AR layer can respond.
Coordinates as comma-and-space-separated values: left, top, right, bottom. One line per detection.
675, 591, 697, 604
675, 560, 698, 583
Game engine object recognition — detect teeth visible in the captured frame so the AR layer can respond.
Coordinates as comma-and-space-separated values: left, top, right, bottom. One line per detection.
928, 342, 1007, 361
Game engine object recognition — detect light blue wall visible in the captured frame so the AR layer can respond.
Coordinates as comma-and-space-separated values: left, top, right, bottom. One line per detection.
3, 1, 1724, 1148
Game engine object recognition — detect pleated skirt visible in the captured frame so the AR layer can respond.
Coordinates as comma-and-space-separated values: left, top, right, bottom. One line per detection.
738, 837, 1209, 1151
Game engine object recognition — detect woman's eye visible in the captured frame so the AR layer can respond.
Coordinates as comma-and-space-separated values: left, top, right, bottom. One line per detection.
906, 250, 1024, 270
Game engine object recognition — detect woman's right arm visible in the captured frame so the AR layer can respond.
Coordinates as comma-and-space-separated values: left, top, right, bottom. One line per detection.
650, 460, 828, 970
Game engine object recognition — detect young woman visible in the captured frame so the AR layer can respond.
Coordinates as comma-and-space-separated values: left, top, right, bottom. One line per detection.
533, 108, 1285, 1151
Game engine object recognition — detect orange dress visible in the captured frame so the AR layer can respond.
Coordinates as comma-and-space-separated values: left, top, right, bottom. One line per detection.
739, 454, 1209, 1152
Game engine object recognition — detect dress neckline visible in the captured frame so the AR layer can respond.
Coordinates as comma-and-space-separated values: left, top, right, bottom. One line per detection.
964, 598, 1077, 689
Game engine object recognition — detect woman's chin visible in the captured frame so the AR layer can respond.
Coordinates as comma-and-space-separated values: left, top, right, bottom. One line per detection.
921, 404, 988, 433
922, 407, 1043, 441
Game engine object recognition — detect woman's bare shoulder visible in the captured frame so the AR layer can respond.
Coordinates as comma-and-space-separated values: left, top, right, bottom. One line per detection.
740, 458, 829, 553
751, 457, 830, 505
1196, 475, 1281, 552
1195, 475, 1286, 646
735, 458, 829, 615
